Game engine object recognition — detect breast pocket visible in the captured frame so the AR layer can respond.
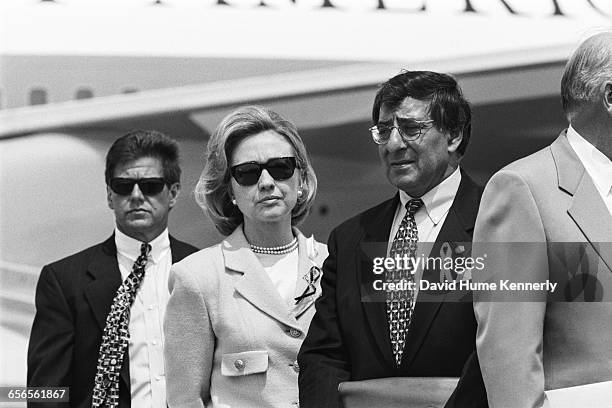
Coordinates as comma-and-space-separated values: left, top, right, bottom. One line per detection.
221, 350, 269, 376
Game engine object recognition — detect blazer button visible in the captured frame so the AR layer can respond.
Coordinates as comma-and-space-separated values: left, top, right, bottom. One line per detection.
292, 360, 300, 373
234, 359, 246, 370
288, 328, 302, 338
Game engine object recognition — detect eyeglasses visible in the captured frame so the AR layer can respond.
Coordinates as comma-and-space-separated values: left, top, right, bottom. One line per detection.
369, 118, 434, 145
109, 177, 167, 196
230, 157, 297, 186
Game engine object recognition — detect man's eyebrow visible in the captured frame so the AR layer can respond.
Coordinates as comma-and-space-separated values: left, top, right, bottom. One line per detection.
377, 119, 393, 126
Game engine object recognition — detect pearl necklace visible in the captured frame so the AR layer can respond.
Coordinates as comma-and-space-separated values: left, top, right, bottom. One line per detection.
250, 237, 298, 255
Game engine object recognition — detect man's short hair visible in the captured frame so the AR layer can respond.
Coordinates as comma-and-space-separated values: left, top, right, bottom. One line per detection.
372, 70, 472, 156
561, 31, 612, 121
195, 105, 318, 236
105, 129, 181, 185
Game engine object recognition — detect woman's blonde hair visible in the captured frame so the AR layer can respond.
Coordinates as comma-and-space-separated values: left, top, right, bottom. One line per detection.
195, 105, 318, 236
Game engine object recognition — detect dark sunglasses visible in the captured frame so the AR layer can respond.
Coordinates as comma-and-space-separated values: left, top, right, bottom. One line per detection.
109, 177, 167, 196
230, 157, 297, 186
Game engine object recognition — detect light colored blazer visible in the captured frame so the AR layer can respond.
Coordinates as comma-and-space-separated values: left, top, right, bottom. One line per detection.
472, 132, 612, 408
164, 226, 328, 408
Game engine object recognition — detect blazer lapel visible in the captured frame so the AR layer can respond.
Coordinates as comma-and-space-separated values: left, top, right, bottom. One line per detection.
223, 227, 302, 331
569, 180, 612, 272
84, 235, 122, 331
290, 233, 322, 320
552, 133, 612, 273
83, 234, 131, 388
359, 196, 399, 370
401, 211, 468, 369
401, 171, 480, 370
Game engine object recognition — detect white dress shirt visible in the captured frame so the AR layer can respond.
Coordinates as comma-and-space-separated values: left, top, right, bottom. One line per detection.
387, 167, 462, 298
115, 227, 172, 408
567, 125, 612, 216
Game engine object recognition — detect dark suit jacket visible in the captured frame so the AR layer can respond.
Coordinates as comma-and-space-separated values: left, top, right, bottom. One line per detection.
27, 234, 198, 408
298, 170, 487, 408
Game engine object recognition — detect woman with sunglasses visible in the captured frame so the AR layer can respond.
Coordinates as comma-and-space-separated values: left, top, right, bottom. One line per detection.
164, 105, 327, 408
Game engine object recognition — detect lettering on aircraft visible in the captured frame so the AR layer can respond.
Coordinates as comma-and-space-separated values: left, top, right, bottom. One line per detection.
214, 0, 609, 17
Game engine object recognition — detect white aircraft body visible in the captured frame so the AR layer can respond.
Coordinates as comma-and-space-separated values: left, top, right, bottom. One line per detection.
0, 0, 610, 392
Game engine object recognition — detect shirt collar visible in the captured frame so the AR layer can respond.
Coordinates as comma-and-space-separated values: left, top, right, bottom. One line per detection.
399, 167, 462, 225
567, 125, 612, 197
114, 227, 170, 264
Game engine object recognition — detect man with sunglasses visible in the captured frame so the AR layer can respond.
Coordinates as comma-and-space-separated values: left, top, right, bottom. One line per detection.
28, 130, 197, 408
299, 71, 487, 407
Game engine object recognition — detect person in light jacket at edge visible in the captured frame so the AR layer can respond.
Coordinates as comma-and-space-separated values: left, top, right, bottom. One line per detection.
164, 105, 327, 408
472, 31, 612, 408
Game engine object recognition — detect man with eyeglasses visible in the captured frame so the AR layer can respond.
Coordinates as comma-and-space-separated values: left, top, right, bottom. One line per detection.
298, 71, 487, 407
27, 130, 197, 408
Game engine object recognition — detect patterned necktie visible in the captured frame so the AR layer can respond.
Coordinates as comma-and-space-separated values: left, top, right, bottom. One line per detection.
92, 242, 151, 408
386, 198, 423, 366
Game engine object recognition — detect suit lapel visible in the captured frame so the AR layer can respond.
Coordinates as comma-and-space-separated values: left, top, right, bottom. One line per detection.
223, 227, 302, 331
359, 196, 399, 370
401, 209, 469, 369
83, 235, 131, 388
290, 233, 322, 320
401, 171, 480, 370
569, 180, 612, 272
552, 133, 612, 273
84, 236, 122, 331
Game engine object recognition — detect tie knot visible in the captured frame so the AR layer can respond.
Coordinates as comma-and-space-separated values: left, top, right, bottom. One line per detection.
405, 198, 423, 216
140, 243, 151, 257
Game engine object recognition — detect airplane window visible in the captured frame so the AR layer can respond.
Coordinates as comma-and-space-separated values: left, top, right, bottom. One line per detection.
75, 88, 94, 100
30, 88, 48, 105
